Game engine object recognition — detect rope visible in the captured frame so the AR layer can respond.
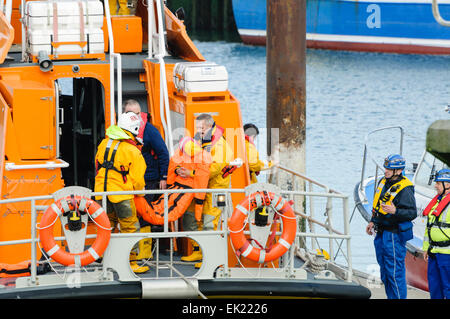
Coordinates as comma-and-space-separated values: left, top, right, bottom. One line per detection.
227, 219, 248, 234
35, 214, 59, 230
296, 247, 327, 273
87, 210, 113, 231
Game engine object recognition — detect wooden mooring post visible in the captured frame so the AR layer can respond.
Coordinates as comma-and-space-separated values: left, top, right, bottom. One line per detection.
266, 0, 307, 233
266, 0, 306, 183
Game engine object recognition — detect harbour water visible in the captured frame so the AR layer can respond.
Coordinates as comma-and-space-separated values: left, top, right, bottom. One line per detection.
193, 40, 450, 273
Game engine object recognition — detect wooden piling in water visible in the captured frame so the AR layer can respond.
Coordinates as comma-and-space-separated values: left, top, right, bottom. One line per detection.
266, 0, 307, 178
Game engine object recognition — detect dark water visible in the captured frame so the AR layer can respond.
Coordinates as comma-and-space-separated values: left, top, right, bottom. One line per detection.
194, 40, 450, 272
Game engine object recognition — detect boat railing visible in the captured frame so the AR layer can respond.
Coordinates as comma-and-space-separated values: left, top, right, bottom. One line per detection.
432, 0, 450, 27
358, 126, 404, 198
272, 164, 351, 270
102, 0, 122, 124
0, 0, 12, 22
0, 182, 353, 287
147, 0, 174, 155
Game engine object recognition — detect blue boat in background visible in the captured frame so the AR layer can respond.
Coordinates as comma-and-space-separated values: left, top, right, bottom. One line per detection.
232, 0, 450, 54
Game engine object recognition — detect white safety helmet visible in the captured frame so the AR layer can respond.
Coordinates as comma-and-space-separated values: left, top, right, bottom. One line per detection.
118, 112, 141, 136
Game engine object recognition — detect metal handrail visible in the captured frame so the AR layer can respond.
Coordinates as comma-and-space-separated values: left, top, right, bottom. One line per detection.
4, 159, 70, 171
277, 164, 343, 195
1, 0, 12, 22
146, 0, 174, 155
359, 126, 404, 193
103, 0, 122, 124
263, 164, 352, 276
0, 183, 353, 283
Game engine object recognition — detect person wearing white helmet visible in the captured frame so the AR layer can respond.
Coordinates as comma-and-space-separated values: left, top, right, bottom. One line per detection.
94, 111, 149, 273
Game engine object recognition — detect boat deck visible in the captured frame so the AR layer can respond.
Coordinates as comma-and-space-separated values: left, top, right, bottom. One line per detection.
0, 252, 429, 299
0, 247, 372, 299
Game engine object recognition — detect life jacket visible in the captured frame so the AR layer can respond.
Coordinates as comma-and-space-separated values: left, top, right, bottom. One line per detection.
423, 193, 450, 253
423, 193, 450, 217
195, 124, 235, 189
0, 261, 32, 278
95, 124, 142, 188
135, 138, 211, 224
194, 123, 224, 152
137, 112, 148, 141
94, 125, 147, 202
96, 139, 129, 189
372, 176, 413, 215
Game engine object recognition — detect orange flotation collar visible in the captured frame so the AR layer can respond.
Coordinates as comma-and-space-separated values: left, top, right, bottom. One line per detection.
0, 261, 33, 278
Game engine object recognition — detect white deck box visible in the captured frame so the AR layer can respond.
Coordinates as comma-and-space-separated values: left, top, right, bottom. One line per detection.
25, 0, 104, 57
27, 28, 104, 56
25, 0, 104, 29
173, 62, 229, 93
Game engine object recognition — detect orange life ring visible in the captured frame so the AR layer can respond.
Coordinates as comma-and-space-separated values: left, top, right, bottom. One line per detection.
228, 191, 297, 263
39, 196, 111, 267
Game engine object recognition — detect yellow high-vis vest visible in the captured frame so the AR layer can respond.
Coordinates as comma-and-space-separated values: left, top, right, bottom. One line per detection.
372, 176, 413, 215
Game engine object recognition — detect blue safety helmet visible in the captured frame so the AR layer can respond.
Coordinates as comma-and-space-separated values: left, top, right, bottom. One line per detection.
383, 154, 406, 170
435, 168, 450, 183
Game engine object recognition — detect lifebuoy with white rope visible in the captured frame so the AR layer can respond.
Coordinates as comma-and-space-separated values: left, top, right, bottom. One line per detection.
39, 196, 111, 267
228, 191, 297, 263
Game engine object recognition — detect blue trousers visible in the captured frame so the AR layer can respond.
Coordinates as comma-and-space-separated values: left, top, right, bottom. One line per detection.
374, 230, 407, 299
427, 253, 450, 299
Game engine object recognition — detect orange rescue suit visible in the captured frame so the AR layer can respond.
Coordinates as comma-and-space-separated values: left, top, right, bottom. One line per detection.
134, 138, 211, 225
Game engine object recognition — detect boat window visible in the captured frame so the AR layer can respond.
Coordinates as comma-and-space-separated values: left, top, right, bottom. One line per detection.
415, 152, 446, 189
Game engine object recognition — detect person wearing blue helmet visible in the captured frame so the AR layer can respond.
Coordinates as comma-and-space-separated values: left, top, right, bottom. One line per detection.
366, 154, 417, 299
422, 168, 450, 299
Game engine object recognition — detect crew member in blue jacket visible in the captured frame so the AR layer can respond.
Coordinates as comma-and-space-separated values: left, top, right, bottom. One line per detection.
366, 154, 417, 299
123, 99, 169, 194
141, 116, 170, 196
124, 99, 170, 258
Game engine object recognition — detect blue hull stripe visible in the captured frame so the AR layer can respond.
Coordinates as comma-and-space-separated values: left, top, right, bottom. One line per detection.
232, 0, 450, 48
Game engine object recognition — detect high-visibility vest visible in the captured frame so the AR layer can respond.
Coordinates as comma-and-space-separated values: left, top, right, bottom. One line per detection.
423, 193, 450, 254
372, 176, 413, 215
